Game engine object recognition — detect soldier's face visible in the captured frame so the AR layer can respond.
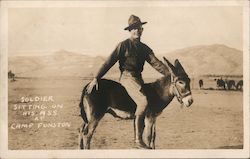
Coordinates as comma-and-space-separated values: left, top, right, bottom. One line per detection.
130, 25, 143, 39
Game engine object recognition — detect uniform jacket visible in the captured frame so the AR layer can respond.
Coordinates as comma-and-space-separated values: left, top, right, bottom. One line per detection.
95, 38, 170, 79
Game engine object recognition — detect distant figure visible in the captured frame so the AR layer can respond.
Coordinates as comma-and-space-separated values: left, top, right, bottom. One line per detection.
198, 79, 203, 89
8, 70, 15, 81
236, 80, 243, 91
226, 80, 236, 90
216, 78, 226, 90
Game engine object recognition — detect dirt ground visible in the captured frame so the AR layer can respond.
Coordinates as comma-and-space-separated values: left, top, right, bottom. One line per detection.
8, 78, 243, 149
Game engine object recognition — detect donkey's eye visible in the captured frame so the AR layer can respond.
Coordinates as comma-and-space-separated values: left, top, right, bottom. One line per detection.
178, 81, 185, 85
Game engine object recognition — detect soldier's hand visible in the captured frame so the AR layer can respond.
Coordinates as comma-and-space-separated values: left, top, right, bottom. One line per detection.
86, 78, 98, 94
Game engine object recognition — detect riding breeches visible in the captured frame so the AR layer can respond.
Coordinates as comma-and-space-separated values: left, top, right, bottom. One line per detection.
119, 71, 148, 116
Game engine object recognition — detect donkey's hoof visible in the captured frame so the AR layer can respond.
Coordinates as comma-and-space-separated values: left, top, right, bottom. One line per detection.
79, 140, 84, 149
135, 142, 152, 149
136, 144, 152, 149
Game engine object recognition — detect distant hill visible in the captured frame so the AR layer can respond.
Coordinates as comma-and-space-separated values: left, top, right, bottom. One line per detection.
8, 50, 105, 78
8, 44, 243, 78
162, 44, 242, 77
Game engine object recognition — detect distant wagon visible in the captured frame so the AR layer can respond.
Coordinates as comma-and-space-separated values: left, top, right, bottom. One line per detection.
225, 80, 236, 90
236, 80, 243, 91
215, 78, 226, 90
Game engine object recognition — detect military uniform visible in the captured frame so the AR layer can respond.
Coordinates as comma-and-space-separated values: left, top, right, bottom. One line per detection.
95, 38, 170, 115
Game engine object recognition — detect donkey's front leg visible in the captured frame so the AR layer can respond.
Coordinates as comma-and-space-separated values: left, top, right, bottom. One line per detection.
150, 122, 156, 149
144, 116, 156, 149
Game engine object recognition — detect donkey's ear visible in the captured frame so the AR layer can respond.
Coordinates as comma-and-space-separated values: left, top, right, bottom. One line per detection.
174, 59, 187, 76
163, 57, 176, 75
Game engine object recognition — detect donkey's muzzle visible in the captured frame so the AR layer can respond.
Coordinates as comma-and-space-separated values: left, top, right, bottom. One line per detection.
182, 95, 193, 107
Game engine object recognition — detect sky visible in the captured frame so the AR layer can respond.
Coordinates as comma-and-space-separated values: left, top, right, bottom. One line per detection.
8, 5, 243, 56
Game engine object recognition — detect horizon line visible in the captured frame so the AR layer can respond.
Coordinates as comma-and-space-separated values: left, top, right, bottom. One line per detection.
8, 43, 243, 57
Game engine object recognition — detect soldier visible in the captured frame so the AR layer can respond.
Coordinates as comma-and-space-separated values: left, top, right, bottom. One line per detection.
86, 15, 170, 148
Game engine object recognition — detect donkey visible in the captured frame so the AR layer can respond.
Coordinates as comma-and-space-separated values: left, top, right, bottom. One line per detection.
78, 58, 193, 149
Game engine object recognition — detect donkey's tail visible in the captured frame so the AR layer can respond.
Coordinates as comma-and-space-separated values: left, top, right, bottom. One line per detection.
79, 84, 89, 123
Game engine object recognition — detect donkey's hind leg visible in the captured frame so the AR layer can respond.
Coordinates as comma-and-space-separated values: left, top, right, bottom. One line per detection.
78, 123, 85, 149
82, 119, 99, 149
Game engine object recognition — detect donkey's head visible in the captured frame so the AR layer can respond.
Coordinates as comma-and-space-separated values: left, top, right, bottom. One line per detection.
163, 57, 193, 107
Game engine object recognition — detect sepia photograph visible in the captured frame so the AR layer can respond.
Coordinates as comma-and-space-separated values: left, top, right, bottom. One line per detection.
0, 0, 249, 158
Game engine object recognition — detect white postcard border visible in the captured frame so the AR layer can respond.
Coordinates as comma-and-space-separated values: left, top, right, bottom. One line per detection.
0, 0, 249, 158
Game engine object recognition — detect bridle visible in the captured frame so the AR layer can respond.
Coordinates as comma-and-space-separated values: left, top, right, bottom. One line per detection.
170, 74, 192, 104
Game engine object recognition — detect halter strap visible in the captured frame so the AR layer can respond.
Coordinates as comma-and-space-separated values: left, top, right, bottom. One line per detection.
170, 74, 191, 103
